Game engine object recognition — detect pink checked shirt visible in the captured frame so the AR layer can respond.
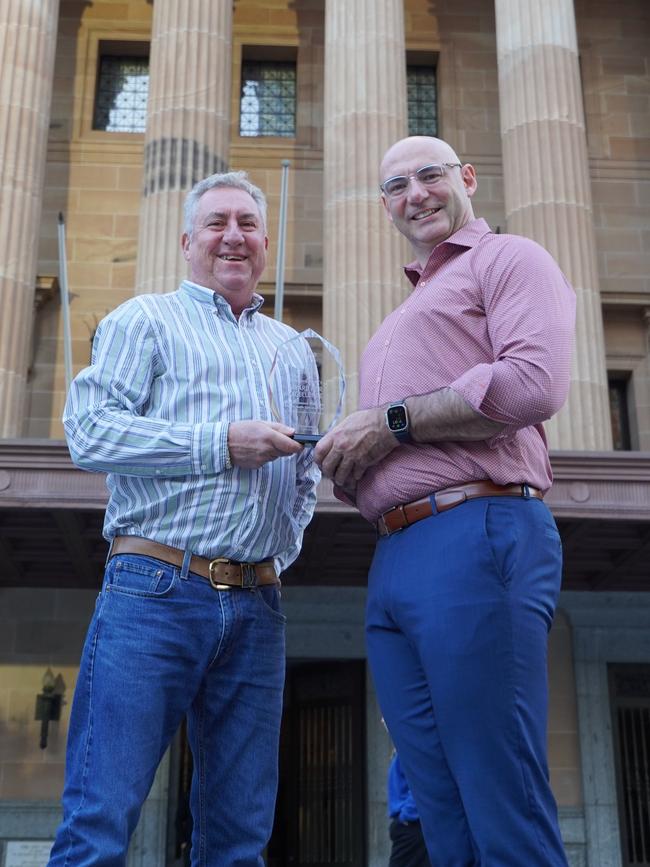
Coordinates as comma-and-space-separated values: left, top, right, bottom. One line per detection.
354, 218, 576, 523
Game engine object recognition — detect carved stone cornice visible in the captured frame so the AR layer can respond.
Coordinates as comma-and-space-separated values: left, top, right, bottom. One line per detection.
1, 440, 649, 521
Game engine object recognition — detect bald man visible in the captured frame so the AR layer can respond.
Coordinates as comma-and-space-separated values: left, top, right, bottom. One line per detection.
314, 137, 575, 866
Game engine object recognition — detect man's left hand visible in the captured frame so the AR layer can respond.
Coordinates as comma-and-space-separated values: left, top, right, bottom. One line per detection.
313, 407, 398, 489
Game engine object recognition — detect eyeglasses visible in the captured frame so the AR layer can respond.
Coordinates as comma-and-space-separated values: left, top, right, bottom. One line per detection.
380, 163, 462, 198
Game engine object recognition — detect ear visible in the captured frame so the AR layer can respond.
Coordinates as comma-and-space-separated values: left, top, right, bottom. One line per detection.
380, 194, 394, 224
264, 235, 269, 250
181, 232, 190, 260
461, 164, 478, 199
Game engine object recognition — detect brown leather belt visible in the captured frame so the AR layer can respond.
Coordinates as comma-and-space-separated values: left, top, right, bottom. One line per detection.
377, 481, 543, 537
110, 536, 279, 590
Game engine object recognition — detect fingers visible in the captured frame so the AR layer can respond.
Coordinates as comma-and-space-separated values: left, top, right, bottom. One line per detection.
267, 421, 296, 436
314, 408, 395, 483
312, 431, 333, 464
333, 456, 356, 489
227, 420, 302, 468
269, 427, 303, 456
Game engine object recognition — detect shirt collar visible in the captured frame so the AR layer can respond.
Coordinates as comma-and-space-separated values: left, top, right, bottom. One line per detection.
180, 280, 265, 315
404, 218, 493, 286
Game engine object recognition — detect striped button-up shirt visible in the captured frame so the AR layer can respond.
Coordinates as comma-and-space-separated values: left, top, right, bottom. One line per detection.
63, 281, 320, 572
354, 219, 576, 523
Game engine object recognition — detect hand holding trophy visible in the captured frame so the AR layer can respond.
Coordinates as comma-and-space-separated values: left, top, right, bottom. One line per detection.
268, 328, 346, 445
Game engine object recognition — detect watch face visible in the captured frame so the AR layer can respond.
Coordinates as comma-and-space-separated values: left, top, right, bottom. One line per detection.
386, 404, 408, 432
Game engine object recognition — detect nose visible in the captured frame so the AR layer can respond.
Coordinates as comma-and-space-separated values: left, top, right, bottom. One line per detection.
223, 220, 244, 244
405, 174, 429, 202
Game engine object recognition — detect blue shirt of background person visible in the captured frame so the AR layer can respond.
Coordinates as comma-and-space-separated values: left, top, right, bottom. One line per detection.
388, 753, 420, 823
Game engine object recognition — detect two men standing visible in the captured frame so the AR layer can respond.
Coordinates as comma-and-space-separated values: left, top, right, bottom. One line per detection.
54, 132, 574, 866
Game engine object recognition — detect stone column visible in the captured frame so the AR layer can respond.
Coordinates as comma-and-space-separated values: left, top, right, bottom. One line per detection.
0, 0, 60, 437
323, 0, 408, 411
495, 0, 611, 449
135, 0, 232, 296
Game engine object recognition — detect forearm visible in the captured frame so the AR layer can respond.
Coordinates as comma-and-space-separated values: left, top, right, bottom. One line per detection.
407, 388, 504, 442
64, 400, 229, 477
314, 390, 503, 490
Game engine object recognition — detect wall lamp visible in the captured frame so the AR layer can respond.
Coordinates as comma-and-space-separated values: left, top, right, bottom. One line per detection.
34, 668, 65, 749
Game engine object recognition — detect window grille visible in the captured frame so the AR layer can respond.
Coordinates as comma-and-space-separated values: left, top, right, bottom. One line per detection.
93, 55, 149, 133
610, 665, 650, 866
407, 64, 438, 137
240, 61, 296, 137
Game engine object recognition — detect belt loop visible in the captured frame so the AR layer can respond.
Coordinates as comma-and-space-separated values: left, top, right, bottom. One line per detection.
522, 483, 530, 499
180, 549, 192, 580
428, 493, 438, 515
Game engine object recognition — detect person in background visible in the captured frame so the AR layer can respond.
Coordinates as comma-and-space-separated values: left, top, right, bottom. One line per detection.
388, 752, 432, 867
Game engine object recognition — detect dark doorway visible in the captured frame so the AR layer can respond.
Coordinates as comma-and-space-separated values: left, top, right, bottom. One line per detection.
168, 660, 367, 867
609, 664, 650, 867
269, 660, 367, 867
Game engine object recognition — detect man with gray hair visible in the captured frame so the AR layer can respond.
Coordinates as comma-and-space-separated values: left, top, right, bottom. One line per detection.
48, 171, 319, 866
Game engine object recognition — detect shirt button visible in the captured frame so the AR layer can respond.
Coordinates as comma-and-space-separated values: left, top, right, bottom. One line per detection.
384, 340, 390, 346
376, 377, 381, 384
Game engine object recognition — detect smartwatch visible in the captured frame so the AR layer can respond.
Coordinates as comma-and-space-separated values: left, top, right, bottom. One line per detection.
385, 400, 411, 443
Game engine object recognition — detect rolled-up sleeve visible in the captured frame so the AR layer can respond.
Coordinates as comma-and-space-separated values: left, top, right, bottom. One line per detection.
449, 237, 576, 439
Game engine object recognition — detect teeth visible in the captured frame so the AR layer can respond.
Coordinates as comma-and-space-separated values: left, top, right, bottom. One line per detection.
220, 255, 245, 261
413, 208, 440, 221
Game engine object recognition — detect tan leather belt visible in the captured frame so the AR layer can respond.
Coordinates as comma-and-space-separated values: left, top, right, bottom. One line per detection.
377, 481, 543, 537
110, 536, 278, 590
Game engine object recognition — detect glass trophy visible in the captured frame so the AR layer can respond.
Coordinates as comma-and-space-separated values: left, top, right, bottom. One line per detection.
268, 328, 346, 445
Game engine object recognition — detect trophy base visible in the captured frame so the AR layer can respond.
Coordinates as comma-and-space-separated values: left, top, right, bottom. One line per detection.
292, 433, 321, 445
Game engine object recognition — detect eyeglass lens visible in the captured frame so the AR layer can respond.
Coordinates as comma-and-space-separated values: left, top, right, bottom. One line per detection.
382, 164, 446, 197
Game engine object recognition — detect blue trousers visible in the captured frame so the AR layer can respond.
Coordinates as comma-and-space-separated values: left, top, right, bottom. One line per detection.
47, 553, 286, 867
366, 496, 568, 867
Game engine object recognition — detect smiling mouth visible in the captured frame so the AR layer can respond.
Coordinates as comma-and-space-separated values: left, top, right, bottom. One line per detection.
411, 207, 441, 221
218, 254, 246, 261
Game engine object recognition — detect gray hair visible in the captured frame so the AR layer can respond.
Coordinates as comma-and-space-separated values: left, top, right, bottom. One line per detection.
183, 170, 268, 236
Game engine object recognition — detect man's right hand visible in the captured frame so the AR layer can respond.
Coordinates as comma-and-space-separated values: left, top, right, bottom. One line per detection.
227, 420, 303, 469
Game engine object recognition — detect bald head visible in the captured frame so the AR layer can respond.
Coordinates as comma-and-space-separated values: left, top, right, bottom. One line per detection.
379, 135, 478, 266
379, 136, 461, 182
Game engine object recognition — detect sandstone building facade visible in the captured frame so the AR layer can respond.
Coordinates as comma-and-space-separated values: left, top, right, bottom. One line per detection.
0, 1, 649, 865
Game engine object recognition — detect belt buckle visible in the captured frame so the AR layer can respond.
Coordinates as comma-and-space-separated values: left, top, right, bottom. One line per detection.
208, 557, 233, 591
380, 505, 407, 536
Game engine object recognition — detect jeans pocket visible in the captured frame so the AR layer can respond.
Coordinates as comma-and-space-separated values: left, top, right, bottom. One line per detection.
255, 586, 287, 624
107, 554, 177, 597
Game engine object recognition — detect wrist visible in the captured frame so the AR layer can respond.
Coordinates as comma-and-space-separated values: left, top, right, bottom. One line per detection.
385, 399, 412, 444
224, 422, 233, 470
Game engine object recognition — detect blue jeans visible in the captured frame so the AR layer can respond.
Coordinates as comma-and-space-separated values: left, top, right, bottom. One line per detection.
48, 553, 286, 867
367, 496, 568, 867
